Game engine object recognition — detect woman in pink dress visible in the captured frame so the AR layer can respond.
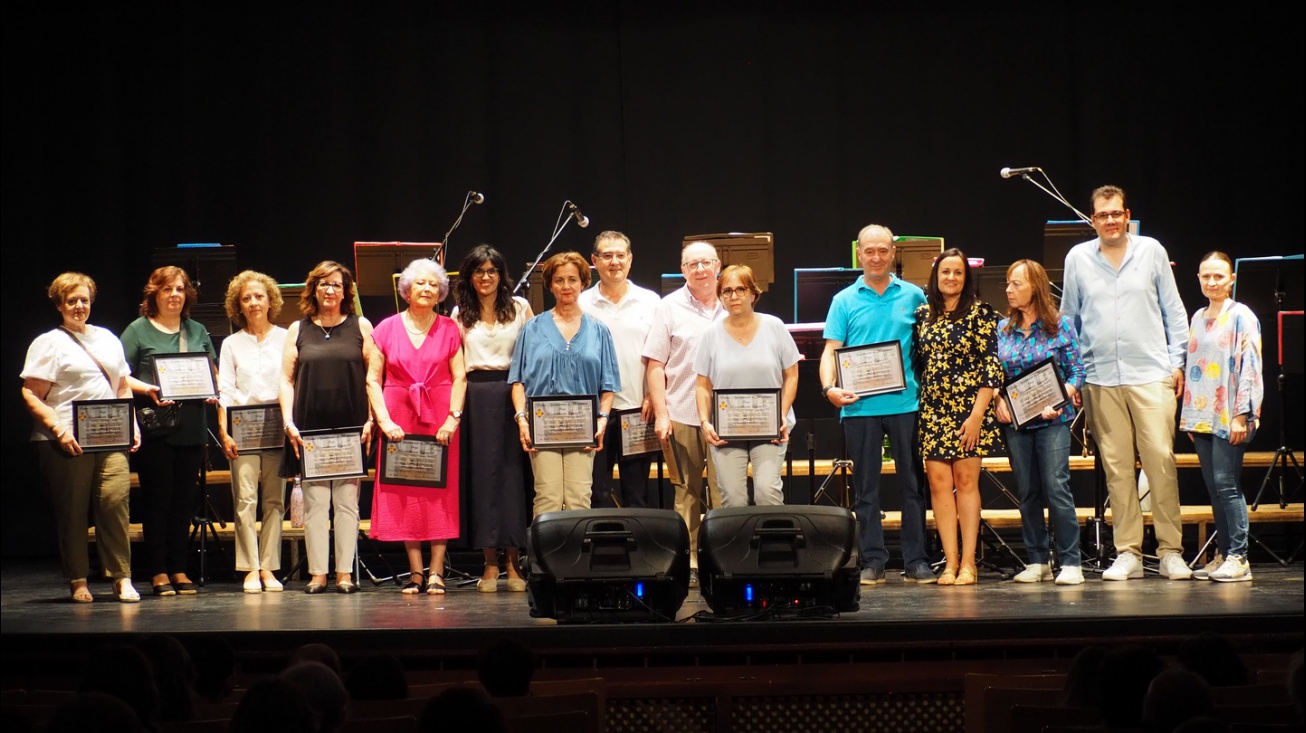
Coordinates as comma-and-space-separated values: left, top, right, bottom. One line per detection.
366, 258, 466, 595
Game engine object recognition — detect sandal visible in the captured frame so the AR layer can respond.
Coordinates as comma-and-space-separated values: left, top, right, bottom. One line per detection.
937, 567, 958, 586
426, 575, 446, 595
402, 573, 426, 595
114, 578, 141, 603
70, 582, 93, 604
955, 566, 978, 586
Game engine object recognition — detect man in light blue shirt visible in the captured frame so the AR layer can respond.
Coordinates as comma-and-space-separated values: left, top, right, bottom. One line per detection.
1061, 185, 1191, 581
820, 224, 934, 586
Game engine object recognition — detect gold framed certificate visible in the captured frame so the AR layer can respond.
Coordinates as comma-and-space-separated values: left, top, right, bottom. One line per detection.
712, 388, 781, 441
616, 408, 659, 458
379, 434, 447, 488
835, 340, 906, 397
151, 352, 218, 401
528, 395, 598, 449
1003, 357, 1070, 429
71, 399, 133, 452
227, 404, 284, 451
300, 427, 368, 481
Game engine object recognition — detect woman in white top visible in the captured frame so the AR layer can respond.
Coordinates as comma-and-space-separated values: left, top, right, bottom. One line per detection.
452, 245, 534, 592
694, 265, 800, 507
21, 272, 141, 602
216, 271, 289, 593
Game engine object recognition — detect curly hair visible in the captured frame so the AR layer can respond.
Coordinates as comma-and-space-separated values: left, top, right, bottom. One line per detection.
139, 266, 197, 319
224, 270, 283, 329
396, 258, 449, 304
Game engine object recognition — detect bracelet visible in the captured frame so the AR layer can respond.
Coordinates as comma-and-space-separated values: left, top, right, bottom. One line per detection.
821, 385, 834, 396
513, 410, 528, 421
597, 412, 609, 421
284, 421, 297, 434
54, 425, 69, 440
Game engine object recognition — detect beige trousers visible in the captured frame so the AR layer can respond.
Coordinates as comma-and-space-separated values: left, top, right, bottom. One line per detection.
230, 451, 285, 572
664, 421, 721, 568
530, 448, 594, 517
1083, 378, 1183, 558
303, 479, 360, 576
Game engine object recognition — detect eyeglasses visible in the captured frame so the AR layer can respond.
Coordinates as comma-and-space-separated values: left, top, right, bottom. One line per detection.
1091, 210, 1128, 223
317, 282, 345, 292
473, 267, 499, 279
681, 259, 718, 271
720, 286, 751, 299
596, 252, 629, 262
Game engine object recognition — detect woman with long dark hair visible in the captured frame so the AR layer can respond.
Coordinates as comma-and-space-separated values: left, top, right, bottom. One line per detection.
452, 245, 534, 592
914, 248, 1003, 585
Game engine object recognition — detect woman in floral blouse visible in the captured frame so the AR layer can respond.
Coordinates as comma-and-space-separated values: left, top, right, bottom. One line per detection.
1179, 251, 1262, 583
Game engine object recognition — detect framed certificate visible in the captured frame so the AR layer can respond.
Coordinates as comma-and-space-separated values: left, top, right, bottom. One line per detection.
379, 434, 447, 488
1002, 357, 1070, 429
152, 352, 218, 401
616, 408, 660, 458
835, 340, 907, 397
227, 404, 284, 451
71, 399, 133, 452
712, 388, 781, 441
528, 395, 598, 449
299, 427, 368, 481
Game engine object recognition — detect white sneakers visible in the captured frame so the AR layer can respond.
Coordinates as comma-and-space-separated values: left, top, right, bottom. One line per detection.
1013, 564, 1053, 583
1102, 553, 1144, 580
1193, 553, 1224, 581
1209, 554, 1252, 583
1158, 552, 1193, 580
1055, 566, 1085, 585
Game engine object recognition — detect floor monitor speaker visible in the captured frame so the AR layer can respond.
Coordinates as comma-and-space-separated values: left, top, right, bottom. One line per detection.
526, 508, 690, 623
698, 505, 860, 617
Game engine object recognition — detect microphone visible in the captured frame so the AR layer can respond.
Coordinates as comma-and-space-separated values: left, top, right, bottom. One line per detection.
568, 202, 590, 228
469, 191, 485, 205
1000, 166, 1041, 179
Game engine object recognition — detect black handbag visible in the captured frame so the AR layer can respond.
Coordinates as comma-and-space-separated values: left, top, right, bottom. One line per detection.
137, 402, 181, 439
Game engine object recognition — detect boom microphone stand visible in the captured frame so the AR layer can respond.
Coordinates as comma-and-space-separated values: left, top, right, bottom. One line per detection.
436, 190, 486, 267
515, 200, 591, 298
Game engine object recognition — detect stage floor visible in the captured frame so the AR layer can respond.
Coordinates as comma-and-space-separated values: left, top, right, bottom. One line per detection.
3, 558, 1302, 672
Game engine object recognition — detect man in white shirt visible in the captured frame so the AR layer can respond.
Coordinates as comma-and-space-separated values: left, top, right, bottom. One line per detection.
1061, 185, 1191, 581
578, 231, 663, 509
644, 241, 726, 585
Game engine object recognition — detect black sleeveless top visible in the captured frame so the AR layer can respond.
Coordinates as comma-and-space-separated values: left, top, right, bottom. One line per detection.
281, 314, 369, 478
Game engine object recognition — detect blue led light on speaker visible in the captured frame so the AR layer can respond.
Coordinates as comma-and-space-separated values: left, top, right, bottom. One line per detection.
744, 585, 754, 603
635, 582, 645, 598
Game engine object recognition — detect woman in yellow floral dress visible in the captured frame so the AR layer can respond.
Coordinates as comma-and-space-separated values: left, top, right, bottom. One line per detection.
914, 249, 1004, 585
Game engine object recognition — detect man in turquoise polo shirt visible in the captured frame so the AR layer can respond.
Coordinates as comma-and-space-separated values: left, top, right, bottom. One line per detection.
819, 224, 934, 585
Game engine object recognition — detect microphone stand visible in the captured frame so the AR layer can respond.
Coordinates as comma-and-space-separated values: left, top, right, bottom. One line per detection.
515, 200, 585, 297
438, 191, 484, 267
1008, 169, 1093, 225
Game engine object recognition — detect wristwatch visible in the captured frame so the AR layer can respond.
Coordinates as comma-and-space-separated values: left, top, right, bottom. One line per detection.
821, 385, 835, 396
514, 410, 528, 421
597, 412, 609, 420
450, 410, 463, 420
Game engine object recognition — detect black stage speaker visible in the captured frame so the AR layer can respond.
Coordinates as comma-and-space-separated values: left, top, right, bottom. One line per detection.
698, 506, 860, 617
526, 508, 690, 623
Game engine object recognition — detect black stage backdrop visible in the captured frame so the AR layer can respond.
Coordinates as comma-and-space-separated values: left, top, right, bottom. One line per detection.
2, 4, 1302, 556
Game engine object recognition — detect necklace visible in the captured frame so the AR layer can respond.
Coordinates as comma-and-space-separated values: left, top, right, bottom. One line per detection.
405, 311, 435, 335
317, 314, 344, 340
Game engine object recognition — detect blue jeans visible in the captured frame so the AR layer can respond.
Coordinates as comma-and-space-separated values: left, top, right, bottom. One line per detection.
1003, 423, 1082, 567
1192, 431, 1252, 557
844, 412, 928, 570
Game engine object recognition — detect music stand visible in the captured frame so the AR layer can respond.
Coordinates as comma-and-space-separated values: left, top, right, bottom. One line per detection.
977, 466, 1025, 577
190, 424, 230, 586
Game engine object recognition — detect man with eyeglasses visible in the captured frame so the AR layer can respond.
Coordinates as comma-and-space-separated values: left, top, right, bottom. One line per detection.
1061, 185, 1190, 581
643, 241, 726, 587
578, 231, 662, 510
819, 225, 934, 586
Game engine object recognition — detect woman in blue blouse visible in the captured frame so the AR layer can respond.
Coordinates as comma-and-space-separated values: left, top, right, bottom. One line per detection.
995, 260, 1087, 586
509, 251, 619, 518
